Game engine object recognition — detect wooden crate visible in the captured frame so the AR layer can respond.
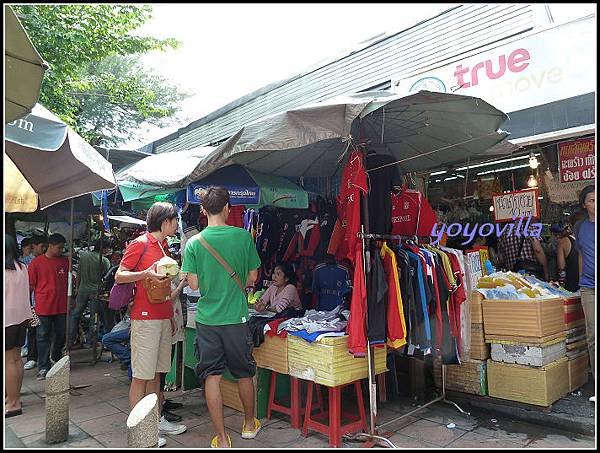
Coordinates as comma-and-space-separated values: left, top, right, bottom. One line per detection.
469, 323, 490, 360
433, 359, 487, 395
568, 353, 589, 392
487, 357, 568, 406
482, 298, 564, 338
470, 291, 484, 324
253, 335, 288, 374
287, 335, 387, 387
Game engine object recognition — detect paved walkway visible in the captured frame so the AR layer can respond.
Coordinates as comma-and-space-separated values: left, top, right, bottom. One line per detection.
4, 350, 597, 449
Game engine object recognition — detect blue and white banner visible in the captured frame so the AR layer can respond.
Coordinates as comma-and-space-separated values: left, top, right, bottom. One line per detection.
187, 184, 260, 206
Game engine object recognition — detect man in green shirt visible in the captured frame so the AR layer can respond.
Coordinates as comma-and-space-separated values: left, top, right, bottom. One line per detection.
69, 239, 110, 347
182, 186, 261, 448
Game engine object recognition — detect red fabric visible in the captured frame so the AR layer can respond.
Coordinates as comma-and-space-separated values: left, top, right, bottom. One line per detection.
227, 205, 245, 228
428, 256, 444, 352
28, 255, 69, 315
332, 151, 368, 264
327, 219, 345, 260
121, 232, 173, 320
446, 252, 467, 355
265, 318, 290, 338
391, 188, 437, 237
380, 247, 407, 349
347, 243, 367, 357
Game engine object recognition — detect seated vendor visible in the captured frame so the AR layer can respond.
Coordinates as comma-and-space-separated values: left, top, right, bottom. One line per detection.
254, 263, 301, 313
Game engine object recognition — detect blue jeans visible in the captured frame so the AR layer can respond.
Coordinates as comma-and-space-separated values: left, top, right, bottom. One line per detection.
37, 314, 66, 371
101, 327, 131, 365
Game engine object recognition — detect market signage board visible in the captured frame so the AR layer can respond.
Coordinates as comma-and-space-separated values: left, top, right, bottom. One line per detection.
492, 189, 540, 222
186, 183, 260, 206
558, 138, 595, 183
391, 16, 595, 114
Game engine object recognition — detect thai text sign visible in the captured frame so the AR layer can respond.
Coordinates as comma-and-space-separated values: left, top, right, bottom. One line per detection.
558, 138, 595, 183
492, 189, 539, 222
187, 183, 260, 206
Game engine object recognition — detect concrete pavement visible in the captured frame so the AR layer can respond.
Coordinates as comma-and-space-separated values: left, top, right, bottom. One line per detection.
4, 349, 596, 448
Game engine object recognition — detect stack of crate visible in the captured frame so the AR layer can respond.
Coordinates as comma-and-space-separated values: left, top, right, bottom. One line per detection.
482, 297, 569, 407
563, 296, 589, 392
469, 291, 490, 361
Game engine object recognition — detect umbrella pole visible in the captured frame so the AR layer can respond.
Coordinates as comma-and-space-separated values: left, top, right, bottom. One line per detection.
66, 199, 75, 357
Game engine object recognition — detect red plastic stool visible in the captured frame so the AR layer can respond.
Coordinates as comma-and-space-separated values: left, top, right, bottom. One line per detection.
302, 380, 368, 448
267, 372, 323, 429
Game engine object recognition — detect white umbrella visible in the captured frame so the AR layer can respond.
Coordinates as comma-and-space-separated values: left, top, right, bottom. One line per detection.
5, 104, 117, 212
5, 5, 49, 123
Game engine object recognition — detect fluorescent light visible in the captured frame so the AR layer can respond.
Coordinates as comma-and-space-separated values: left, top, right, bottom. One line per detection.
455, 153, 539, 171
477, 163, 530, 176
444, 176, 458, 181
430, 170, 447, 176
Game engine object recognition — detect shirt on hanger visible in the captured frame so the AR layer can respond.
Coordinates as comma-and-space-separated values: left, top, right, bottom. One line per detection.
391, 188, 437, 237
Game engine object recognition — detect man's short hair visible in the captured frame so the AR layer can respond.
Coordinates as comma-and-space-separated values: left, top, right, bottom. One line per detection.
21, 237, 33, 248
30, 234, 48, 245
200, 186, 230, 215
579, 185, 595, 208
146, 202, 178, 232
93, 239, 109, 251
48, 233, 67, 245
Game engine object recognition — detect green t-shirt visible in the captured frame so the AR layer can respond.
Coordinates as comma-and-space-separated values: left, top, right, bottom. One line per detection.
77, 251, 110, 292
182, 226, 261, 326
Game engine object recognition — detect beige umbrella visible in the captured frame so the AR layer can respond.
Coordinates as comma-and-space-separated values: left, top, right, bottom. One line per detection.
5, 5, 49, 123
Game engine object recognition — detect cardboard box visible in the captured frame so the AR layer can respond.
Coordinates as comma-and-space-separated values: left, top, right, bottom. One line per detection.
482, 298, 564, 338
490, 339, 566, 367
487, 357, 569, 406
287, 335, 387, 387
253, 335, 288, 374
469, 323, 490, 360
568, 352, 589, 392
434, 359, 488, 395
470, 291, 484, 324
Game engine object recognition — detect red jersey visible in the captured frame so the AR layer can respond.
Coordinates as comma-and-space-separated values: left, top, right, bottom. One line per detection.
227, 205, 245, 228
28, 255, 69, 316
121, 232, 173, 320
335, 151, 368, 263
347, 243, 367, 357
391, 189, 437, 237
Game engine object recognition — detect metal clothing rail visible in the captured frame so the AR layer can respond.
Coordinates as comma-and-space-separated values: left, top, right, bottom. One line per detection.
346, 231, 469, 447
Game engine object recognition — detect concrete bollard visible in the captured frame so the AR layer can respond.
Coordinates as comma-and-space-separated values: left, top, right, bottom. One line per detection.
45, 356, 70, 444
127, 393, 160, 447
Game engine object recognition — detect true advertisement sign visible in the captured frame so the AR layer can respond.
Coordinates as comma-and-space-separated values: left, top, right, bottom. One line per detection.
492, 189, 540, 222
558, 138, 595, 183
392, 17, 595, 114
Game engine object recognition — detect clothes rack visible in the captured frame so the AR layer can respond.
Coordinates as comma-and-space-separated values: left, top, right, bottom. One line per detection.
345, 231, 469, 447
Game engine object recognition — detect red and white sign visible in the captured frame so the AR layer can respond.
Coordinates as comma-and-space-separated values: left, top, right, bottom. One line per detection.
558, 138, 595, 183
492, 189, 540, 222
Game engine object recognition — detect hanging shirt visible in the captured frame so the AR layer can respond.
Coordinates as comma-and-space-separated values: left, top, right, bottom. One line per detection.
312, 263, 351, 311
391, 188, 438, 237
367, 244, 387, 347
347, 243, 368, 357
405, 249, 432, 352
227, 205, 246, 228
334, 151, 368, 263
380, 243, 407, 349
366, 152, 401, 234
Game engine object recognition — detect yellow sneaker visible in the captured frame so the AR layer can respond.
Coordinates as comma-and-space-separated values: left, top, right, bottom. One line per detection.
241, 417, 262, 439
210, 434, 231, 448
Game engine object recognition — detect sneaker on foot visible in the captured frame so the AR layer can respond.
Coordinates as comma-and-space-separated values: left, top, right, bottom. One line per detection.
24, 360, 37, 370
158, 437, 167, 448
21, 347, 28, 358
241, 417, 261, 439
159, 416, 187, 435
36, 369, 48, 380
589, 396, 595, 402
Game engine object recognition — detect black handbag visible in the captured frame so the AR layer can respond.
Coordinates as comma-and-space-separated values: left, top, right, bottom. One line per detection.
513, 236, 543, 278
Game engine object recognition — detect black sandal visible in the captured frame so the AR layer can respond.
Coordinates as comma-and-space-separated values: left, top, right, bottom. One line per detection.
5, 408, 23, 418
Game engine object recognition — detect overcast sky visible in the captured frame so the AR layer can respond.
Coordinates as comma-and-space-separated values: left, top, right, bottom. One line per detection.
125, 3, 596, 149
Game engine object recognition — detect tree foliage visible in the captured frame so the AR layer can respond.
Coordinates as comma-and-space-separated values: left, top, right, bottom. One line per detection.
13, 4, 186, 146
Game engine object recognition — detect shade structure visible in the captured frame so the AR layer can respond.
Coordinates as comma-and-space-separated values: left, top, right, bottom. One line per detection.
5, 5, 48, 123
182, 90, 513, 182
4, 152, 37, 212
116, 149, 309, 209
4, 104, 116, 211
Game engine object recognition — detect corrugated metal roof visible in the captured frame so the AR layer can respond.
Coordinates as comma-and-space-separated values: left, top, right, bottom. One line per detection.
150, 4, 535, 154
